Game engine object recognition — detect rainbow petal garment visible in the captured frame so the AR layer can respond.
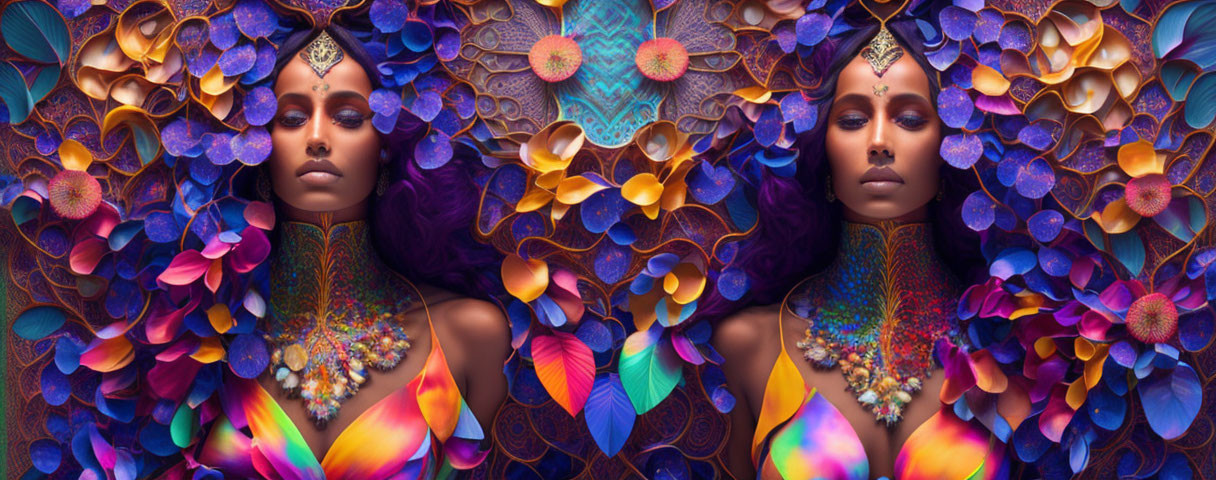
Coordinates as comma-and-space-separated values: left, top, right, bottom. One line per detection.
191, 326, 487, 480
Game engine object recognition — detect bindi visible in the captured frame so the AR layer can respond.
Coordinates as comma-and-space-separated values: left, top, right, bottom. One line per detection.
873, 82, 888, 97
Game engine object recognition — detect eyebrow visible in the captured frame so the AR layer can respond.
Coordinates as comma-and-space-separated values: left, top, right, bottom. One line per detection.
835, 92, 931, 105
275, 90, 370, 106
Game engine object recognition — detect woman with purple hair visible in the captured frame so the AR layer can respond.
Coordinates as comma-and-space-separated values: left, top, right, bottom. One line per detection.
712, 6, 1002, 479
176, 26, 510, 479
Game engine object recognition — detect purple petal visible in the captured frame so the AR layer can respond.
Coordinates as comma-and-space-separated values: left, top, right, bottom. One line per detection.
161, 118, 205, 157
414, 131, 452, 169
581, 189, 627, 234
30, 438, 61, 473
1015, 157, 1055, 199
1138, 364, 1202, 440
940, 132, 983, 168
209, 12, 238, 49
435, 28, 462, 62
370, 88, 403, 116
371, 0, 408, 33
234, 0, 277, 39
962, 190, 996, 231
938, 86, 974, 129
754, 106, 783, 147
217, 42, 256, 76
795, 13, 832, 47
687, 161, 736, 205
779, 92, 817, 134
228, 333, 268, 379
940, 6, 978, 41
1028, 210, 1064, 242
717, 267, 750, 301
410, 90, 443, 122
203, 132, 237, 165
401, 20, 434, 53
243, 86, 276, 126
1018, 120, 1062, 151
41, 362, 70, 406
231, 127, 271, 165
241, 39, 276, 84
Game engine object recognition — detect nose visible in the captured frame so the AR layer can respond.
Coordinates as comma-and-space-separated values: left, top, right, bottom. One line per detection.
306, 109, 329, 158
868, 120, 893, 166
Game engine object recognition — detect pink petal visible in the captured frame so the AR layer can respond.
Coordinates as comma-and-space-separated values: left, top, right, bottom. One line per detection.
70, 237, 108, 275
1079, 310, 1113, 341
547, 269, 585, 326
975, 94, 1021, 115
671, 332, 704, 365
228, 226, 269, 273
156, 336, 200, 362
88, 423, 117, 469
243, 201, 275, 230
204, 259, 223, 294
157, 250, 211, 287
1038, 385, 1075, 442
200, 236, 233, 259
79, 203, 120, 239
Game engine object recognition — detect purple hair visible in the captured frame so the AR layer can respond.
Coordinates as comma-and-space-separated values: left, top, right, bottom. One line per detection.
700, 12, 984, 322
268, 25, 501, 299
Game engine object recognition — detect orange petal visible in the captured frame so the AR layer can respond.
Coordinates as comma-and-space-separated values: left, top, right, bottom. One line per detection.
551, 201, 572, 221
1065, 378, 1088, 410
629, 288, 663, 332
621, 173, 663, 206
502, 254, 548, 302
190, 336, 225, 363
1034, 337, 1057, 359
970, 349, 1008, 394
997, 381, 1031, 431
733, 86, 772, 103
640, 202, 661, 220
80, 336, 135, 372
752, 350, 808, 462
516, 188, 555, 213
116, 2, 174, 62
1091, 198, 1141, 234
1084, 344, 1108, 390
972, 64, 1011, 96
555, 175, 609, 204
207, 304, 234, 334
1117, 140, 1164, 177
665, 263, 706, 305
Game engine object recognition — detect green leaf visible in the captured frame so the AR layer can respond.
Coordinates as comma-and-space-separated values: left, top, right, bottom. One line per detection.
170, 402, 196, 448
619, 326, 682, 414
0, 61, 33, 124
13, 306, 66, 340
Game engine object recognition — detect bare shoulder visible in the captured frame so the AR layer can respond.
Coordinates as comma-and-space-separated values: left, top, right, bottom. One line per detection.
713, 304, 782, 362
423, 289, 509, 347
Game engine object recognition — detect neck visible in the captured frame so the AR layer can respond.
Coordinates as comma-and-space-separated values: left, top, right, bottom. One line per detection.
278, 199, 370, 225
788, 219, 960, 424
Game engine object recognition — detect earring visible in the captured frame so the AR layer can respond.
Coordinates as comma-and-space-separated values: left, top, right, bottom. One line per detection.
375, 163, 389, 196
935, 181, 944, 202
825, 175, 836, 202
256, 168, 272, 201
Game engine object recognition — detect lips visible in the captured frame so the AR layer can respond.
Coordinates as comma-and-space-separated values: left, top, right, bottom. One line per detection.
859, 167, 904, 184
296, 159, 343, 187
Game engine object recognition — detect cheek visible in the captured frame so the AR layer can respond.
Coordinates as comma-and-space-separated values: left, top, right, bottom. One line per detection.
896, 130, 943, 190
825, 128, 868, 180
332, 129, 382, 175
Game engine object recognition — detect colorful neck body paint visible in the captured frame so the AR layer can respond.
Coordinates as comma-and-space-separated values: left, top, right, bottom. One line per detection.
264, 219, 416, 425
787, 220, 961, 425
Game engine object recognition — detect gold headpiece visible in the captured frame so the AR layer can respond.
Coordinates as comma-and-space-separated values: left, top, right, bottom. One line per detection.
860, 25, 903, 77
299, 31, 343, 78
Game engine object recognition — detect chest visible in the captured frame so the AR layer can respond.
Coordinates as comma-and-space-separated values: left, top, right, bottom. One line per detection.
256, 319, 434, 460
780, 314, 946, 478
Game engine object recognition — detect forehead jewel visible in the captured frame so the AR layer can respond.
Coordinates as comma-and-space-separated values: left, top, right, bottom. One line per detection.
300, 30, 343, 78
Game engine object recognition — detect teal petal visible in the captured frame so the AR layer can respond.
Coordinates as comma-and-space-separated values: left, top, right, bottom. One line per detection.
0, 1, 70, 64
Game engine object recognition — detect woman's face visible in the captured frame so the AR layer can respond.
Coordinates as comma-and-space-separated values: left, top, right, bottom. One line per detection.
825, 50, 942, 223
269, 42, 381, 219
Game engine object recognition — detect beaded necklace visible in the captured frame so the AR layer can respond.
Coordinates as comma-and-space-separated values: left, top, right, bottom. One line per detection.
787, 220, 961, 425
264, 217, 416, 425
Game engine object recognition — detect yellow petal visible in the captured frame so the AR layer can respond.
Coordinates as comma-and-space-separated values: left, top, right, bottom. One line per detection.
190, 336, 225, 364
621, 173, 663, 206
207, 303, 234, 334
1084, 27, 1130, 70
641, 202, 660, 220
108, 74, 157, 106
554, 175, 607, 204
547, 122, 585, 161
667, 263, 706, 305
534, 0, 568, 5
515, 188, 554, 213
1061, 70, 1112, 114
1117, 140, 1164, 177
1074, 337, 1095, 361
1065, 378, 1088, 410
550, 201, 572, 221
733, 86, 772, 103
752, 351, 808, 462
502, 254, 548, 302
525, 121, 583, 173
1091, 198, 1141, 234
535, 170, 565, 190
200, 63, 238, 96
58, 139, 93, 171
197, 89, 234, 120
116, 2, 174, 63
635, 121, 686, 163
972, 64, 1011, 96
1084, 344, 1108, 390
1034, 337, 1056, 359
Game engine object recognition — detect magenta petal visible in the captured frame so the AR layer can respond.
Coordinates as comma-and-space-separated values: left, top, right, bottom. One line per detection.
1078, 310, 1113, 341
200, 236, 233, 259
1099, 280, 1144, 312
975, 94, 1021, 115
70, 237, 108, 275
671, 333, 704, 365
155, 336, 199, 362
88, 423, 117, 469
443, 437, 490, 470
228, 226, 269, 273
157, 250, 210, 286
1053, 301, 1086, 326
149, 357, 202, 401
1039, 385, 1075, 442
547, 269, 585, 326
